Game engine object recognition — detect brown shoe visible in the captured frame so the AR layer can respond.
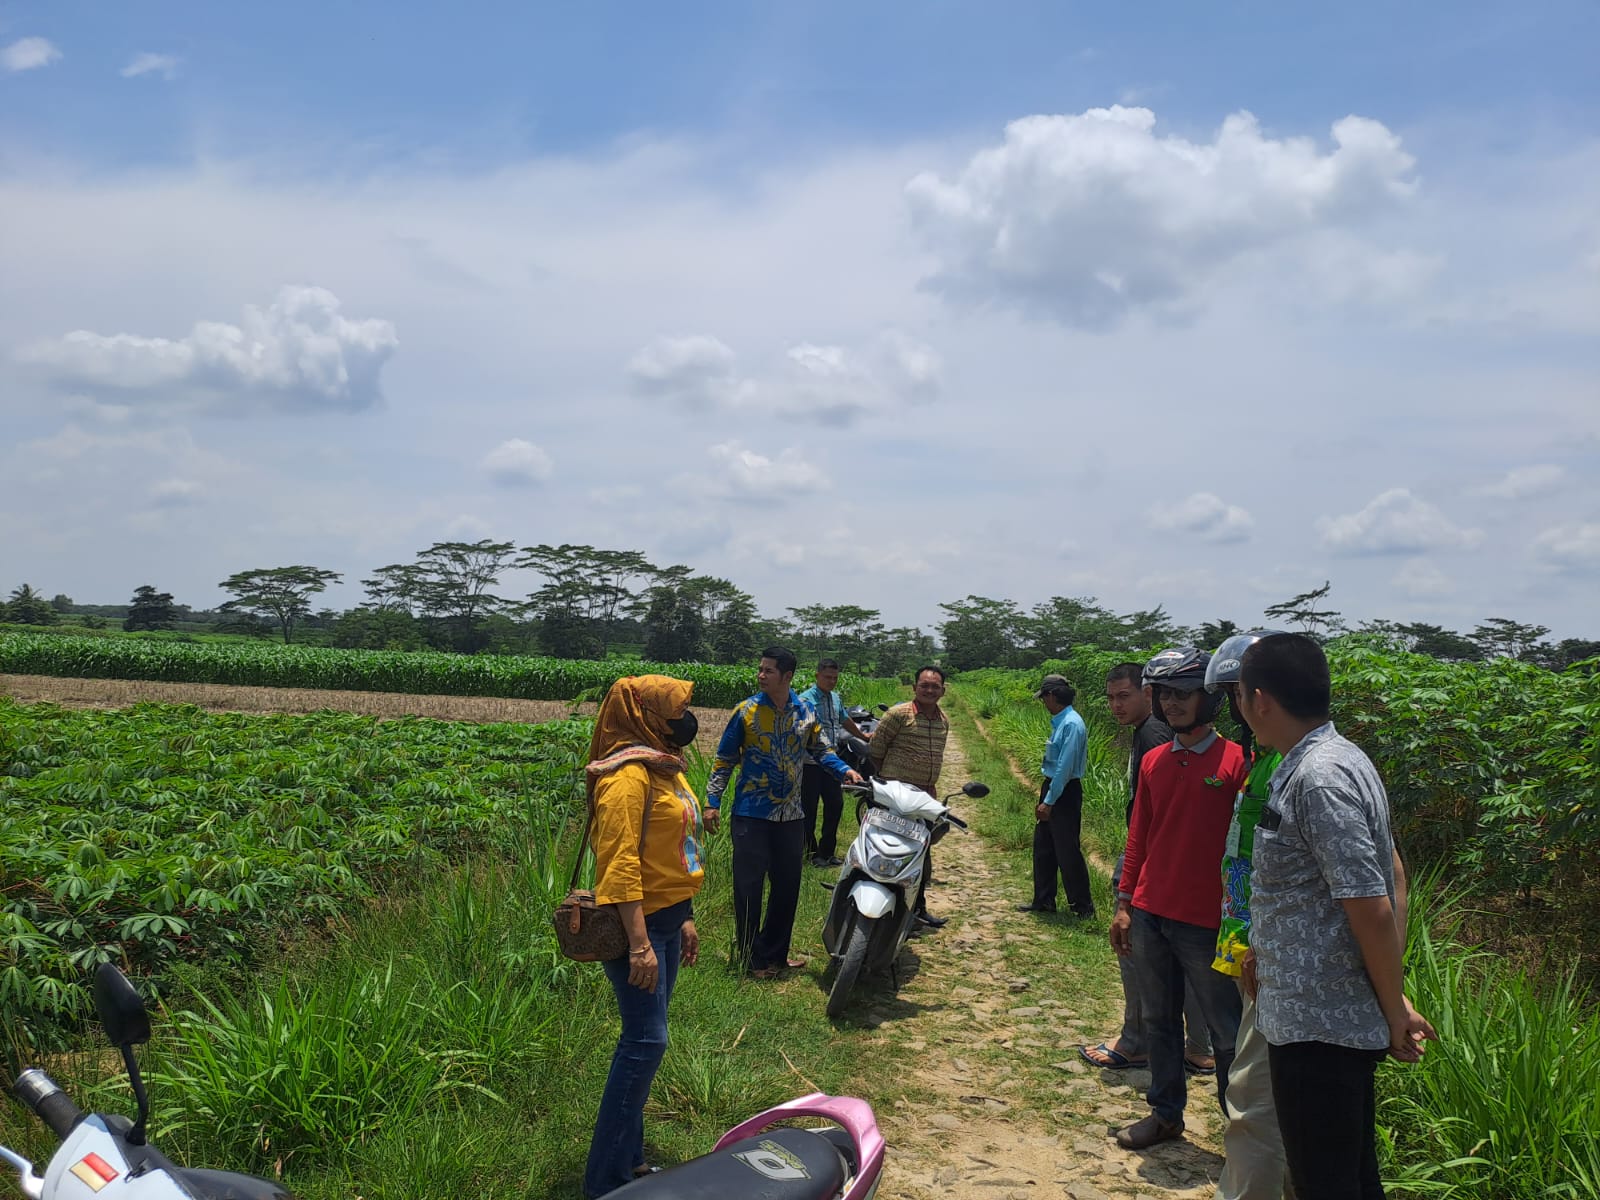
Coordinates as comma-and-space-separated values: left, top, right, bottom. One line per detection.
749, 966, 781, 980
785, 956, 808, 969
1114, 1114, 1184, 1150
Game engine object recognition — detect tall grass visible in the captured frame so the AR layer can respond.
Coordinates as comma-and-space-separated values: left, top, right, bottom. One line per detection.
1380, 877, 1600, 1199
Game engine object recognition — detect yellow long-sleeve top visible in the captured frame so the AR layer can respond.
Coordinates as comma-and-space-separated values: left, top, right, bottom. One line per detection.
591, 762, 706, 914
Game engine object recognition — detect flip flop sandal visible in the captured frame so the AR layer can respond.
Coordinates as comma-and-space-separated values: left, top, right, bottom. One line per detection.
1079, 1042, 1147, 1070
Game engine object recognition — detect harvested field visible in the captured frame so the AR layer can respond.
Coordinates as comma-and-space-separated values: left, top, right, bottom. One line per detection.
0, 674, 731, 749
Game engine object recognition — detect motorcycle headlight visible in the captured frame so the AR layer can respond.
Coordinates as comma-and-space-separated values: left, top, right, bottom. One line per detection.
864, 849, 916, 878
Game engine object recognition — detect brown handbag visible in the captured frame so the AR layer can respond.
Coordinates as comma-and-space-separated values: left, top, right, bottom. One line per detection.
551, 787, 653, 963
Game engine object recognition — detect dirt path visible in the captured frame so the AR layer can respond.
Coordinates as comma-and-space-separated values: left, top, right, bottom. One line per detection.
852, 726, 1226, 1200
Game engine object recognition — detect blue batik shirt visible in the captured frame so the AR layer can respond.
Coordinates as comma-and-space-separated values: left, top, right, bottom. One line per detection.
708, 689, 852, 821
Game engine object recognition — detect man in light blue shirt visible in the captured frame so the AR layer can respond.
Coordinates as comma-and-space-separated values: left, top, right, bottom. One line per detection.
1019, 673, 1095, 917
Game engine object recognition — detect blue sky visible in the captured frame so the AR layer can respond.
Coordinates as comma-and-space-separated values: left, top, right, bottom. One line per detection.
2, 1, 1597, 640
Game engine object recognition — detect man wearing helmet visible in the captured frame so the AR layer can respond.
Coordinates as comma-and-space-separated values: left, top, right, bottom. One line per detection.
1109, 647, 1251, 1151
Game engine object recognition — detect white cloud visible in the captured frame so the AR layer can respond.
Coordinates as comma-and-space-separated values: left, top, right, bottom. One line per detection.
1148, 492, 1255, 544
150, 478, 201, 507
19, 286, 399, 414
626, 335, 739, 408
2, 37, 60, 72
906, 105, 1418, 328
1391, 560, 1454, 598
625, 331, 940, 425
1319, 488, 1482, 555
482, 438, 552, 486
1473, 464, 1566, 500
120, 52, 180, 80
1533, 522, 1600, 573
707, 441, 827, 498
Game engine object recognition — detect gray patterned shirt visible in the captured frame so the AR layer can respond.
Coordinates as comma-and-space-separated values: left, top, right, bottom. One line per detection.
1252, 722, 1395, 1050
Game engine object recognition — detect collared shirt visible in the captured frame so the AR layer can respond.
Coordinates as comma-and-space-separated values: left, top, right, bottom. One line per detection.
1252, 722, 1395, 1050
869, 700, 948, 794
707, 689, 850, 821
797, 684, 845, 766
1040, 705, 1088, 806
1170, 728, 1218, 757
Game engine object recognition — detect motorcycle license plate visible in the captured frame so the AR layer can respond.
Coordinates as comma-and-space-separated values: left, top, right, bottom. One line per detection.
866, 809, 925, 840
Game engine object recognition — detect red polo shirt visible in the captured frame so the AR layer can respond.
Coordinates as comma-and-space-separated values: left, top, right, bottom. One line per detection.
1120, 732, 1249, 929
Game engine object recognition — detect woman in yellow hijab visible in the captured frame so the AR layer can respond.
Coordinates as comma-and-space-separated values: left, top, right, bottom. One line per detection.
583, 675, 705, 1197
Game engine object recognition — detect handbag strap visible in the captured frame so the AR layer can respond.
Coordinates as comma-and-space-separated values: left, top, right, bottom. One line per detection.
569, 771, 654, 892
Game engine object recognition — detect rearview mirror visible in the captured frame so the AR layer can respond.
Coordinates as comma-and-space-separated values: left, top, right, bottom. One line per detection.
93, 963, 152, 1048
961, 782, 990, 798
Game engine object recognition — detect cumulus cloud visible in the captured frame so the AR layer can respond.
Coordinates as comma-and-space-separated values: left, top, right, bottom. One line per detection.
2, 37, 60, 72
626, 335, 740, 408
1391, 560, 1454, 597
1473, 464, 1565, 500
1533, 522, 1600, 573
150, 478, 201, 507
121, 52, 180, 80
1148, 492, 1255, 544
706, 441, 827, 498
906, 105, 1418, 327
626, 331, 940, 425
1319, 488, 1482, 555
483, 438, 552, 486
19, 286, 399, 414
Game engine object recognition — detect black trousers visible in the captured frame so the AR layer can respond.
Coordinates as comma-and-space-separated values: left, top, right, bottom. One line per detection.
1032, 778, 1094, 915
1269, 1039, 1387, 1200
800, 764, 843, 859
730, 816, 806, 971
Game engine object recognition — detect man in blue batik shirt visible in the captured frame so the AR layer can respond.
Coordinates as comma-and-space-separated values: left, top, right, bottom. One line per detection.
707, 646, 861, 978
1019, 673, 1095, 918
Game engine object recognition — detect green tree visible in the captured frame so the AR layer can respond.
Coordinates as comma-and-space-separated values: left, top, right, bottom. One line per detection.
49, 593, 73, 614
642, 568, 706, 663
1263, 580, 1341, 638
331, 606, 424, 651
937, 595, 1024, 671
1472, 617, 1551, 661
218, 566, 342, 644
1022, 595, 1120, 661
1196, 618, 1241, 649
520, 544, 658, 659
3, 584, 58, 626
123, 585, 177, 632
1535, 638, 1600, 672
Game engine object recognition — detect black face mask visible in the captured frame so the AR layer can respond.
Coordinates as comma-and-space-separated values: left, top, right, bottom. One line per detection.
665, 710, 699, 748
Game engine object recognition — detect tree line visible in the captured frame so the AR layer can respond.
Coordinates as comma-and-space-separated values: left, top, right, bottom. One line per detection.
6, 563, 1596, 675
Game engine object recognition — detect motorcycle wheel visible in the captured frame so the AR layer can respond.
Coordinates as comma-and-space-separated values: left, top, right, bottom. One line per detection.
826, 916, 872, 1019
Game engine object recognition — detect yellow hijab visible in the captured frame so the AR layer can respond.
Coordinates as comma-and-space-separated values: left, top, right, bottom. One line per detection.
585, 675, 695, 796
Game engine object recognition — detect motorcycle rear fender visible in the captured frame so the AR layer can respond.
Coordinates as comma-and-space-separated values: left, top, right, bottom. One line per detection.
848, 879, 896, 919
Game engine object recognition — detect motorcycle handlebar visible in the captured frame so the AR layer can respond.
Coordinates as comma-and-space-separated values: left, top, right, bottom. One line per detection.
13, 1069, 83, 1140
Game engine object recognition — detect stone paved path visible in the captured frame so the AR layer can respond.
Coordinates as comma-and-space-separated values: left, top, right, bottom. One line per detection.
858, 727, 1226, 1200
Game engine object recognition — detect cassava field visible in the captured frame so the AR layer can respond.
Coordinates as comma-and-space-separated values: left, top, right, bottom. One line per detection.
3, 638, 1598, 1198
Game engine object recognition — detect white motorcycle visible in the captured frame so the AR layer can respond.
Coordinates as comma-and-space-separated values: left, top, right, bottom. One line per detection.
3, 964, 292, 1200
820, 777, 988, 1018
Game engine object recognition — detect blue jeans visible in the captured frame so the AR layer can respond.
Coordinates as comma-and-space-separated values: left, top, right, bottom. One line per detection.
583, 898, 690, 1198
1127, 905, 1242, 1124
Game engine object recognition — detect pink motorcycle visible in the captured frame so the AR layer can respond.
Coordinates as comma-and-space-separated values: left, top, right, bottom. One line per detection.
611, 1092, 884, 1199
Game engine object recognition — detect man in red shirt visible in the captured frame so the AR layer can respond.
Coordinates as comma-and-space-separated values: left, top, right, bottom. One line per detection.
1109, 648, 1250, 1150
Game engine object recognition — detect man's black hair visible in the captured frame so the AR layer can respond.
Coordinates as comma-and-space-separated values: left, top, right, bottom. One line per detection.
762, 646, 798, 677
1105, 663, 1143, 687
817, 657, 840, 671
1045, 682, 1077, 707
1239, 633, 1330, 721
914, 664, 947, 683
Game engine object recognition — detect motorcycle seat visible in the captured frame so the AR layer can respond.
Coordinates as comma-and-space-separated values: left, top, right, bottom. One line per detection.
612, 1126, 848, 1199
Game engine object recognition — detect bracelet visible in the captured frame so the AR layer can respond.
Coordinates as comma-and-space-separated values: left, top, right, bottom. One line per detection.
629, 946, 652, 958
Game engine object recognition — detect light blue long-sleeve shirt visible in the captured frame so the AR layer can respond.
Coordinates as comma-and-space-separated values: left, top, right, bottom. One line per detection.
1041, 704, 1087, 806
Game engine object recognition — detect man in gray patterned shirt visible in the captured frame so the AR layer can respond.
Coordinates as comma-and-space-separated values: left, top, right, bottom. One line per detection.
1238, 634, 1435, 1200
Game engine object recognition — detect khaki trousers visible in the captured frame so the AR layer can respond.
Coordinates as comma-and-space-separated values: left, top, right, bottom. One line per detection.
1217, 982, 1294, 1200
